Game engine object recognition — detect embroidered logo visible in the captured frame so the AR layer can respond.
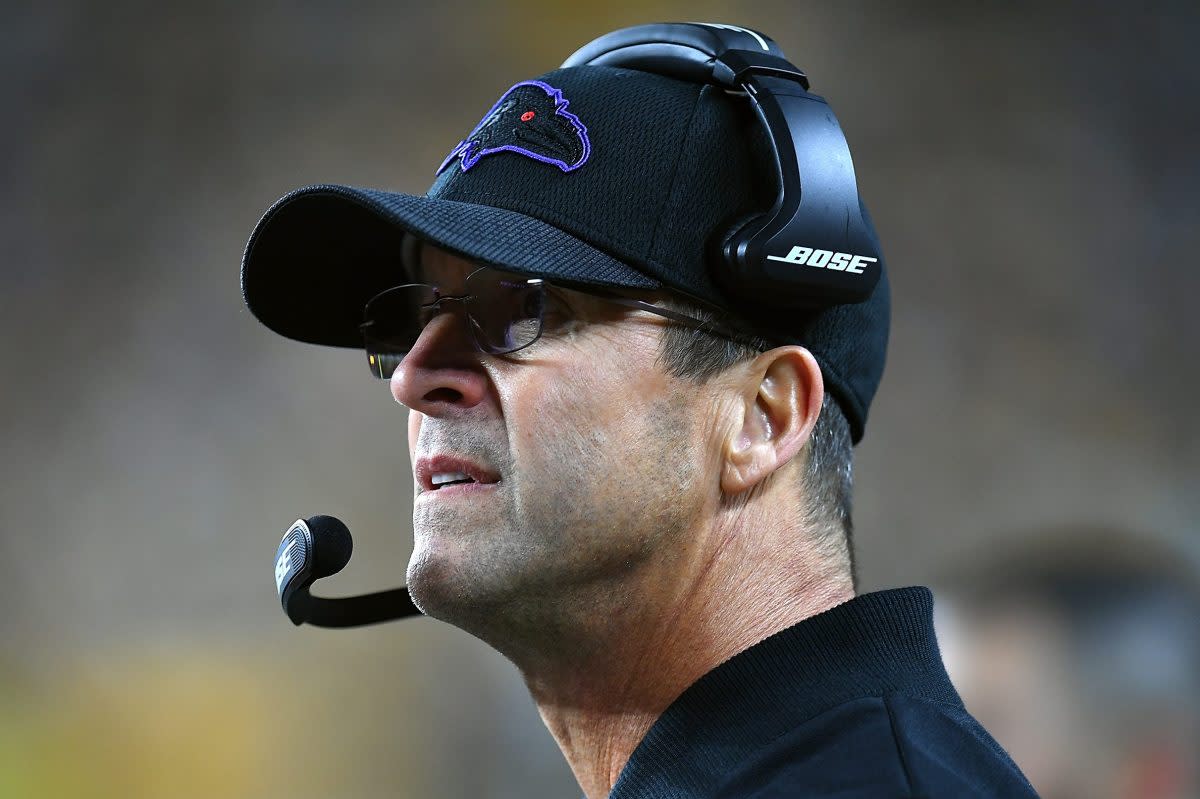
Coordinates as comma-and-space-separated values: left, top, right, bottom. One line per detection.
437, 80, 591, 175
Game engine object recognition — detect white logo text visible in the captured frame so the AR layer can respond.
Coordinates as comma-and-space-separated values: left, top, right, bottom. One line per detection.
275, 538, 298, 594
766, 246, 876, 274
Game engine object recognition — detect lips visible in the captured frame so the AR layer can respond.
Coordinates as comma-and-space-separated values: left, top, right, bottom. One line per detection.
414, 454, 501, 493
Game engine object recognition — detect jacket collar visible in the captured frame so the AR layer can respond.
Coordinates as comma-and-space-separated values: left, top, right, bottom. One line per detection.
609, 587, 960, 798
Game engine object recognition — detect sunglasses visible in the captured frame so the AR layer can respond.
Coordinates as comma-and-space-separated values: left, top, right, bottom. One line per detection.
360, 266, 754, 379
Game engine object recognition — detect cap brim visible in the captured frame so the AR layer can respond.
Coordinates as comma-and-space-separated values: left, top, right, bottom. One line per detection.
241, 184, 662, 348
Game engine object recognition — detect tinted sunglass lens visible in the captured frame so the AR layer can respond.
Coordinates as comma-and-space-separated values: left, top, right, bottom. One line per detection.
361, 271, 547, 379
366, 351, 404, 379
362, 284, 437, 379
465, 270, 545, 354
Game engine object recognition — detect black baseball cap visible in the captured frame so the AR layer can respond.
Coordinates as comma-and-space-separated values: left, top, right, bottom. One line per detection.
241, 64, 889, 441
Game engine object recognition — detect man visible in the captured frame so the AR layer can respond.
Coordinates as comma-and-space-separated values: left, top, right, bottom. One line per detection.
242, 24, 1036, 798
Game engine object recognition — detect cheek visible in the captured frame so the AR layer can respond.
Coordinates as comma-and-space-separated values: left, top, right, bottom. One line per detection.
505, 356, 676, 488
497, 327, 685, 470
507, 365, 630, 448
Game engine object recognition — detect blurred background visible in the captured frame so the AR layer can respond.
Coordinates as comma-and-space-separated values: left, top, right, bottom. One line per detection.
2, 1, 1197, 797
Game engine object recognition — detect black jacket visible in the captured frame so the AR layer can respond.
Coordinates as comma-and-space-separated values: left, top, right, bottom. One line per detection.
609, 587, 1038, 798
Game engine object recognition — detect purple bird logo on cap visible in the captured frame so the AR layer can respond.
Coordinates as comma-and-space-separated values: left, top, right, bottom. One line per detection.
437, 80, 591, 175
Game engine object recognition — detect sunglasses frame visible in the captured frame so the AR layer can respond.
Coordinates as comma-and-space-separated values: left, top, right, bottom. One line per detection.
360, 266, 768, 379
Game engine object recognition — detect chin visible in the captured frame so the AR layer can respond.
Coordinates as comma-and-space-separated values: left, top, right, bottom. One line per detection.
405, 537, 521, 626
405, 537, 462, 615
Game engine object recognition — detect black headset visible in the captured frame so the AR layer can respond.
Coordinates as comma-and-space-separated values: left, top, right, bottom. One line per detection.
275, 23, 883, 629
563, 22, 883, 310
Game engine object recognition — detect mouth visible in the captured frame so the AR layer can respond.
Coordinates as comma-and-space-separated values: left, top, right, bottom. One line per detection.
431, 471, 478, 489
415, 455, 501, 494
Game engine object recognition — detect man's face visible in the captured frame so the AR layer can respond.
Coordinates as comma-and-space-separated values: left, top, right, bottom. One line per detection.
390, 246, 713, 651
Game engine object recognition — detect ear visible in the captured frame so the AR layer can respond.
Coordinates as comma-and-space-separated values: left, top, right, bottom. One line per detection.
721, 346, 824, 496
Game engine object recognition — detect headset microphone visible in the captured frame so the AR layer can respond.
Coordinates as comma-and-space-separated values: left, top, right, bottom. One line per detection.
273, 515, 422, 627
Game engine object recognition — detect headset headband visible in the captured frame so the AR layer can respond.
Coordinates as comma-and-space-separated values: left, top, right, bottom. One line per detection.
563, 22, 882, 309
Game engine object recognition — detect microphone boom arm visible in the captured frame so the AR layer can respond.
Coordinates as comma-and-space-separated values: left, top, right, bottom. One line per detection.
288, 585, 422, 628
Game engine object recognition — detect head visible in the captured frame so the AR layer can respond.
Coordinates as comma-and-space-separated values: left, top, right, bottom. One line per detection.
241, 25, 888, 654
936, 526, 1200, 799
392, 242, 849, 657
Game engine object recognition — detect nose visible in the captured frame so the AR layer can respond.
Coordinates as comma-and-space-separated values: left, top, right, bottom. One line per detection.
390, 308, 491, 414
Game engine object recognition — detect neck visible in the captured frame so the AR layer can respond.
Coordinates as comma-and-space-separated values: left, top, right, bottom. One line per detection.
513, 503, 854, 799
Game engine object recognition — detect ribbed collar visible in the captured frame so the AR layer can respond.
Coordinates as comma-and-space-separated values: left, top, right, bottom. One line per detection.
608, 587, 960, 799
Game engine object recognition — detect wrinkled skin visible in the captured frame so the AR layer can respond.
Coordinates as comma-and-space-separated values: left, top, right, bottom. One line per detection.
393, 247, 713, 662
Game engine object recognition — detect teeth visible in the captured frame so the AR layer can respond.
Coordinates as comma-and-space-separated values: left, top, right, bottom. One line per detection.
432, 471, 472, 486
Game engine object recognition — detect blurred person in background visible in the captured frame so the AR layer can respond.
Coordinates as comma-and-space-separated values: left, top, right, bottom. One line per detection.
244, 23, 1036, 798
936, 526, 1200, 799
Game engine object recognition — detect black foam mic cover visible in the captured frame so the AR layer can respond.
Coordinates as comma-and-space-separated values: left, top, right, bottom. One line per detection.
273, 515, 422, 628
305, 514, 353, 578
